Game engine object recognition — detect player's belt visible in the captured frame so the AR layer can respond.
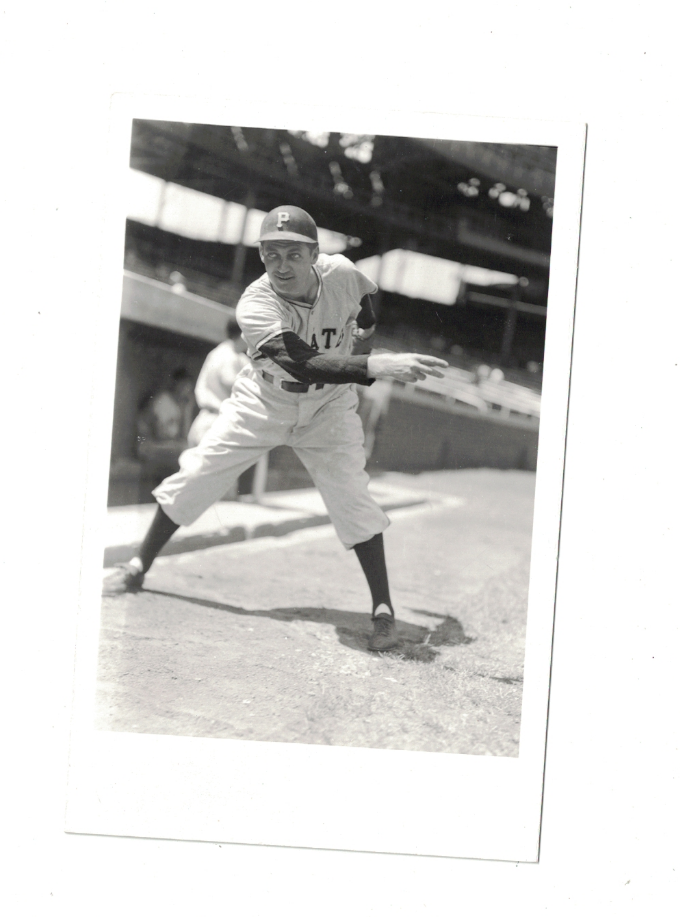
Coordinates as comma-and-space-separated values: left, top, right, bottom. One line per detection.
261, 371, 325, 393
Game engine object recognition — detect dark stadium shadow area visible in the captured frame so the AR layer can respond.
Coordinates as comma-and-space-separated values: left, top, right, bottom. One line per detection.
140, 588, 471, 661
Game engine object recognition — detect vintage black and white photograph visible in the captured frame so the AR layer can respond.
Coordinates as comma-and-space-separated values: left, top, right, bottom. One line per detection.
66, 98, 585, 860
98, 120, 556, 751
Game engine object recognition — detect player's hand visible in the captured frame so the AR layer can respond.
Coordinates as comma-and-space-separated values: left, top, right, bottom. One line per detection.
351, 322, 376, 356
367, 352, 448, 383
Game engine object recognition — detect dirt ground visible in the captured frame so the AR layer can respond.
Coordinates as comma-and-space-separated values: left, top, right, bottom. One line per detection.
95, 469, 534, 756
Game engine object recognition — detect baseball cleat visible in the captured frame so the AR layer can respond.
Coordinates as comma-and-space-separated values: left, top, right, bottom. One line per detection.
102, 563, 145, 596
368, 604, 399, 652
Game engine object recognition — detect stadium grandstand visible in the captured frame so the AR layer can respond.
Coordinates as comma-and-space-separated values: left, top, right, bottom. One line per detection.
109, 122, 554, 505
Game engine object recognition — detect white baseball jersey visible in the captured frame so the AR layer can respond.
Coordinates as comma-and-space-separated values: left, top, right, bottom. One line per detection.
187, 340, 249, 448
194, 340, 248, 412
236, 253, 378, 383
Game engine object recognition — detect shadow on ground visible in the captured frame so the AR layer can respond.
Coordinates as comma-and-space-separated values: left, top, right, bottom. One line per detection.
141, 588, 474, 663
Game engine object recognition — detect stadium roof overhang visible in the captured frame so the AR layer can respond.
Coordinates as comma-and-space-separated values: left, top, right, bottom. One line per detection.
129, 120, 556, 280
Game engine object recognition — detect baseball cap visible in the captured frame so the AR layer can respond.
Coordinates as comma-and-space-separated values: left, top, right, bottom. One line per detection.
257, 205, 318, 244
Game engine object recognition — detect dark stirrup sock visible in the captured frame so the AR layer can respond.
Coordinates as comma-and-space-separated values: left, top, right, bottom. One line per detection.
138, 504, 180, 573
353, 533, 394, 616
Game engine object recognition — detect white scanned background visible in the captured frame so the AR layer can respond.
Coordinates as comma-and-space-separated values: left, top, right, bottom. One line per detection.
3, 3, 677, 915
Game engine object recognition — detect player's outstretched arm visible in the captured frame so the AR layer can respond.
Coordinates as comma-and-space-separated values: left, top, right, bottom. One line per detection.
367, 352, 448, 383
258, 334, 447, 386
259, 332, 374, 384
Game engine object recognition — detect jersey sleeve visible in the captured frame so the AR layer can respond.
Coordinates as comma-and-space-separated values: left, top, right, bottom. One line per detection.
342, 256, 379, 304
325, 254, 379, 320
259, 332, 374, 386
356, 293, 377, 329
236, 288, 294, 351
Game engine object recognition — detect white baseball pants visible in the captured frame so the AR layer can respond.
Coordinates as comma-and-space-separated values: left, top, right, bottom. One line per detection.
152, 365, 389, 549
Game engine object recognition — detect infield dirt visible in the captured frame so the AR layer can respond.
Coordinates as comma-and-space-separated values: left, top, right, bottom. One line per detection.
95, 469, 534, 756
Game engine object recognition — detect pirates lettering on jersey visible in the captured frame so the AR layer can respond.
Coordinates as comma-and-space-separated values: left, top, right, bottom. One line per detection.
308, 327, 346, 350
322, 328, 337, 348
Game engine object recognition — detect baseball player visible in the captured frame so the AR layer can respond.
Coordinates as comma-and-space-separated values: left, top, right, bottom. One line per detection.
187, 318, 248, 448
103, 206, 447, 651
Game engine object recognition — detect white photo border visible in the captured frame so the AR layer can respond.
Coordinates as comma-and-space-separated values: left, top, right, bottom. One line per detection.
65, 94, 586, 862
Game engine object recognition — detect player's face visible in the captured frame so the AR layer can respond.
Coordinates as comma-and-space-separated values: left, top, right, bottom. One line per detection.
260, 241, 318, 301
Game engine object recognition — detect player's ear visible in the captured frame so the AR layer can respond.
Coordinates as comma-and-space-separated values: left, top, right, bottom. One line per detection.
310, 244, 319, 264
258, 244, 265, 263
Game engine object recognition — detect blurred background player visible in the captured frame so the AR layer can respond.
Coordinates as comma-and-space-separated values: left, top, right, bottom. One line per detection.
187, 317, 258, 500
104, 206, 447, 652
187, 318, 248, 447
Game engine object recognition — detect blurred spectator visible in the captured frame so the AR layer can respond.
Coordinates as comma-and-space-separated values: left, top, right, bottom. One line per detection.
474, 363, 491, 385
169, 270, 187, 293
489, 367, 505, 383
187, 319, 248, 447
136, 368, 195, 487
155, 263, 172, 283
526, 360, 540, 374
